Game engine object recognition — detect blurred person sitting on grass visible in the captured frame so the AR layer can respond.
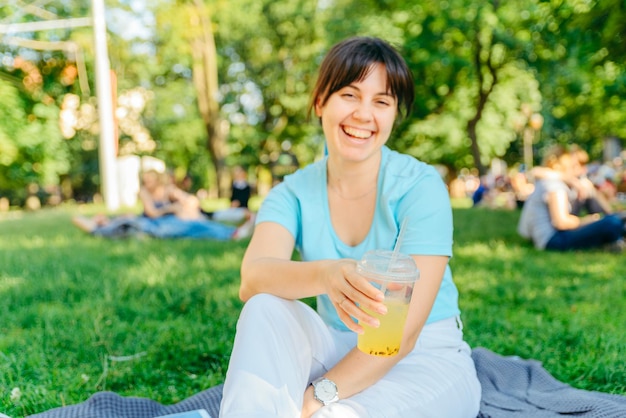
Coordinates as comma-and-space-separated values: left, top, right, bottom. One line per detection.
202, 165, 253, 224
567, 146, 614, 216
518, 145, 626, 252
72, 169, 255, 240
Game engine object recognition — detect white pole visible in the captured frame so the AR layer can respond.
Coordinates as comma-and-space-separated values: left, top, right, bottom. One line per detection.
91, 0, 119, 211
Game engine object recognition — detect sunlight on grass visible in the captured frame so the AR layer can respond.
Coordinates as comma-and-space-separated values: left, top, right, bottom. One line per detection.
132, 253, 181, 286
0, 211, 24, 222
0, 276, 25, 291
570, 257, 624, 279
451, 197, 473, 208
203, 250, 243, 272
0, 231, 73, 251
454, 241, 522, 260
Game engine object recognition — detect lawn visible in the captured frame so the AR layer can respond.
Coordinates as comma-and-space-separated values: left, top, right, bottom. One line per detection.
1, 205, 625, 416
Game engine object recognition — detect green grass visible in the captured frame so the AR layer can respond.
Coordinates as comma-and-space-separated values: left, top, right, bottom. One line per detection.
452, 208, 626, 395
1, 205, 625, 416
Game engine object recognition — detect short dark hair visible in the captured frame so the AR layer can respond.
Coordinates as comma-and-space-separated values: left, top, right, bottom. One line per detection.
308, 37, 414, 119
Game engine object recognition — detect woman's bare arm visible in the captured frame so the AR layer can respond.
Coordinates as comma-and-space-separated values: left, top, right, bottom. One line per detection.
301, 255, 448, 417
240, 221, 386, 333
547, 190, 600, 230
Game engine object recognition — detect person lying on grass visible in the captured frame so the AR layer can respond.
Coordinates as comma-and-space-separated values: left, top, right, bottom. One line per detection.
72, 170, 255, 240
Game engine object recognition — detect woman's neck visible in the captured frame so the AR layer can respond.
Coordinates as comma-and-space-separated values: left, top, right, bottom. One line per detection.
327, 153, 381, 200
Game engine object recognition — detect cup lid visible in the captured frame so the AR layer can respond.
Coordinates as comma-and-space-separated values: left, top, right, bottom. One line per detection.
357, 250, 419, 281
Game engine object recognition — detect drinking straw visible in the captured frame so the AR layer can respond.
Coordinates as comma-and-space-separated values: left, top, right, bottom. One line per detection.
391, 217, 409, 266
381, 217, 409, 293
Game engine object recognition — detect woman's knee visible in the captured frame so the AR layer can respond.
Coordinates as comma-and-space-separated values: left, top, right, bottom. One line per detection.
241, 293, 279, 316
239, 294, 300, 326
243, 293, 288, 311
599, 215, 623, 240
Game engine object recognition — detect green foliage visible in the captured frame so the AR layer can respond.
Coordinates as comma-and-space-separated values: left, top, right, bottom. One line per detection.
1, 0, 626, 195
211, 0, 327, 165
318, 0, 548, 170
149, 80, 208, 178
528, 0, 626, 153
0, 80, 24, 167
0, 79, 68, 204
0, 206, 624, 416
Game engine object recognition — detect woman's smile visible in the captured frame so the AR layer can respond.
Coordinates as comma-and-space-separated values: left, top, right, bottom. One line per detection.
342, 125, 374, 140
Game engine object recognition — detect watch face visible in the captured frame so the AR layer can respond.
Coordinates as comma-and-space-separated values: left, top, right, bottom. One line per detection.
315, 379, 337, 402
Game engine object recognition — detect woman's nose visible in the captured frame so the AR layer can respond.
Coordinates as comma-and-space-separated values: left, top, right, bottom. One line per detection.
352, 102, 373, 121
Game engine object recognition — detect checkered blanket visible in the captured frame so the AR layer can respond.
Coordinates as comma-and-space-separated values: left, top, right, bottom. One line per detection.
28, 348, 626, 418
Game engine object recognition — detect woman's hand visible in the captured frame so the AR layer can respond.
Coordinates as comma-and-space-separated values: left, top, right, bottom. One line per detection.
321, 259, 386, 334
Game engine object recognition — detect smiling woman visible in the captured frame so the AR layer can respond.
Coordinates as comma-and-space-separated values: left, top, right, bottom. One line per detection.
219, 36, 481, 418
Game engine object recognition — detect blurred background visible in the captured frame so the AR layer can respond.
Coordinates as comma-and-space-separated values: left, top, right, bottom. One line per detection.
0, 0, 625, 211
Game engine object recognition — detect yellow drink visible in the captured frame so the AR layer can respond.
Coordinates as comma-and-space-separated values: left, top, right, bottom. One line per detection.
358, 301, 409, 357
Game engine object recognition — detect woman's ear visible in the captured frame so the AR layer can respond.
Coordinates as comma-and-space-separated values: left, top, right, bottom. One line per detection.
314, 98, 323, 117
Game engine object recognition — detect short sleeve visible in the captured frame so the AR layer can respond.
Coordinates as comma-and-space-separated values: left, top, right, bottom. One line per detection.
396, 166, 453, 257
374, 149, 460, 325
255, 181, 301, 242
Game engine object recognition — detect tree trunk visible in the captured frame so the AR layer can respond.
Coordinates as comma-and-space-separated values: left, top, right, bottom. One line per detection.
466, 25, 499, 176
189, 0, 229, 197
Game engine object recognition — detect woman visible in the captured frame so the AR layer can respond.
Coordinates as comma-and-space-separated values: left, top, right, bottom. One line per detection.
518, 146, 624, 251
136, 170, 255, 239
219, 37, 481, 418
73, 170, 255, 240
138, 169, 203, 221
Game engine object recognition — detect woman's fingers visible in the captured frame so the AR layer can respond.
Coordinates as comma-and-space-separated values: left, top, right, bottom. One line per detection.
328, 260, 388, 333
343, 271, 387, 313
346, 270, 384, 302
334, 297, 364, 334
333, 292, 385, 333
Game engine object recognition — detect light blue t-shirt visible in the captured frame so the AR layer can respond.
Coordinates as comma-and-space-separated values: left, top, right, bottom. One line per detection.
256, 146, 460, 331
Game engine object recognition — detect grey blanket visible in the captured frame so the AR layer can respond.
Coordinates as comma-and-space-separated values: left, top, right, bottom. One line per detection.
28, 347, 626, 418
472, 347, 626, 417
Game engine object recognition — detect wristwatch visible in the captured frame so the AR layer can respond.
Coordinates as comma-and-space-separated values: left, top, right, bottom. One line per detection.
311, 377, 339, 406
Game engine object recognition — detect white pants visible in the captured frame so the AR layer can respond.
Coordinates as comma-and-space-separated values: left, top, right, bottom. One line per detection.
220, 294, 481, 418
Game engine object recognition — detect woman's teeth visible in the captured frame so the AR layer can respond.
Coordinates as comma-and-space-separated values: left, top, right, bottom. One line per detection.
343, 126, 371, 139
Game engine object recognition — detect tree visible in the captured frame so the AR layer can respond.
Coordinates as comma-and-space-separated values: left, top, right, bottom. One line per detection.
529, 0, 626, 158
188, 0, 229, 195
0, 0, 90, 204
323, 0, 545, 174
2, 0, 626, 198
212, 0, 328, 168
0, 78, 69, 204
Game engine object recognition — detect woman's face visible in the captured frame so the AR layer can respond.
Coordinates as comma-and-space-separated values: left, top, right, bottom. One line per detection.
557, 155, 576, 178
142, 172, 160, 190
315, 63, 398, 164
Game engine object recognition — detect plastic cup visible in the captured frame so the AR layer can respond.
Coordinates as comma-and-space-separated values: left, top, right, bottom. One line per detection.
356, 249, 419, 357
